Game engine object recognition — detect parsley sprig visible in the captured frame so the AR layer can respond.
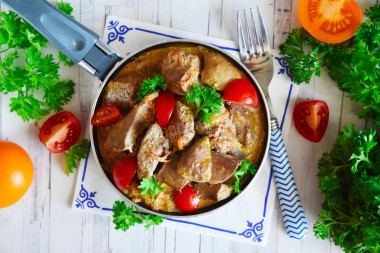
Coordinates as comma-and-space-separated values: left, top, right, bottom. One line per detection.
314, 124, 380, 252
231, 159, 257, 193
0, 2, 75, 122
64, 139, 89, 175
185, 85, 223, 124
137, 74, 167, 101
112, 200, 166, 231
280, 4, 380, 129
138, 177, 166, 201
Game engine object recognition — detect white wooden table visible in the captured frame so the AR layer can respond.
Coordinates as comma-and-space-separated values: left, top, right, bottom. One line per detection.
0, 0, 376, 252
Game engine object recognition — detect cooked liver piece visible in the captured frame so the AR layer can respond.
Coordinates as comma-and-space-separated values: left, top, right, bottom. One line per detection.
104, 92, 158, 152
164, 101, 195, 151
103, 74, 143, 111
201, 51, 241, 91
209, 151, 242, 184
195, 104, 237, 153
137, 123, 170, 179
192, 183, 232, 201
162, 50, 200, 95
228, 103, 266, 163
156, 153, 189, 190
177, 136, 212, 182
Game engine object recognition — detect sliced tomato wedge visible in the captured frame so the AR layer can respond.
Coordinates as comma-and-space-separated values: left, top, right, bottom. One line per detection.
112, 156, 137, 190
39, 111, 81, 153
223, 79, 259, 108
293, 100, 329, 143
174, 185, 200, 213
298, 0, 363, 44
156, 90, 175, 127
91, 104, 122, 126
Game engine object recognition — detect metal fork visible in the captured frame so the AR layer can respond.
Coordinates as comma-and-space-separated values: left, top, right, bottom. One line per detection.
237, 7, 308, 240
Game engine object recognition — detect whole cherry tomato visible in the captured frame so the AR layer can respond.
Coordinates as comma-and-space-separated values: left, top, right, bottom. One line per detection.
174, 185, 200, 213
156, 90, 175, 127
91, 104, 122, 126
293, 100, 329, 143
39, 111, 81, 153
0, 141, 34, 208
223, 79, 259, 108
112, 156, 138, 190
298, 0, 363, 44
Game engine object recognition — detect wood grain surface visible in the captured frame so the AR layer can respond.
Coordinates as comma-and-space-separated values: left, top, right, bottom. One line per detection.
0, 0, 377, 252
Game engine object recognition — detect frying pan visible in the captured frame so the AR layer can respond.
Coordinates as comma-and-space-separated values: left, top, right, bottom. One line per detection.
2, 0, 271, 217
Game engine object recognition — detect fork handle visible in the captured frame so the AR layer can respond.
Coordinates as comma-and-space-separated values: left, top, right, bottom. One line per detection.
269, 119, 308, 240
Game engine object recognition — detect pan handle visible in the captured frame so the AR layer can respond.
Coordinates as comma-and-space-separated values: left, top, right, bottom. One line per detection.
0, 0, 121, 80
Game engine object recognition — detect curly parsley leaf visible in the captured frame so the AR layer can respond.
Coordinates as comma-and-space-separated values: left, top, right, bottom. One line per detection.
0, 2, 76, 122
314, 124, 380, 252
64, 139, 89, 176
138, 177, 165, 201
112, 200, 166, 231
137, 74, 167, 101
231, 159, 257, 193
185, 84, 223, 124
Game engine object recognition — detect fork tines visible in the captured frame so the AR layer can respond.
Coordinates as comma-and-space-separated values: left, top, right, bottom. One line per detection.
237, 7, 271, 62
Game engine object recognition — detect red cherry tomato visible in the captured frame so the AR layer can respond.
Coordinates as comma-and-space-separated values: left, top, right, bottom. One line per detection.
223, 79, 259, 108
156, 90, 175, 127
293, 100, 329, 143
91, 104, 122, 126
112, 156, 137, 190
174, 185, 200, 212
39, 111, 81, 153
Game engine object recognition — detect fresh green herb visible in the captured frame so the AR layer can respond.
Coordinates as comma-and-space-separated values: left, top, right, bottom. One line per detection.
231, 159, 257, 193
112, 200, 166, 231
314, 124, 380, 252
280, 4, 380, 129
137, 74, 167, 101
0, 2, 76, 121
137, 176, 165, 201
185, 84, 223, 124
64, 139, 89, 176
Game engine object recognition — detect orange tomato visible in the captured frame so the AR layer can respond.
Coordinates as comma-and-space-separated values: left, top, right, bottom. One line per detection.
0, 141, 34, 208
298, 0, 363, 44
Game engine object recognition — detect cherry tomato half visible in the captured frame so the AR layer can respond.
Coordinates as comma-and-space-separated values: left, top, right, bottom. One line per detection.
298, 0, 363, 44
174, 185, 200, 213
223, 79, 259, 108
39, 111, 81, 153
293, 100, 329, 143
156, 90, 175, 127
91, 104, 122, 126
0, 141, 34, 208
112, 156, 137, 190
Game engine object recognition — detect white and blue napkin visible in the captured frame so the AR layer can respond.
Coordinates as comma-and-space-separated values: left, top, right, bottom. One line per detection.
71, 16, 299, 246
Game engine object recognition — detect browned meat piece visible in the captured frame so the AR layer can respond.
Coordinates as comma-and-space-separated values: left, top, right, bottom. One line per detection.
156, 153, 189, 190
201, 51, 241, 90
162, 50, 200, 95
104, 92, 158, 152
228, 103, 266, 163
134, 92, 158, 122
195, 104, 237, 153
123, 178, 177, 212
192, 183, 232, 208
137, 123, 170, 179
177, 136, 212, 182
164, 101, 195, 151
103, 74, 143, 111
209, 151, 242, 184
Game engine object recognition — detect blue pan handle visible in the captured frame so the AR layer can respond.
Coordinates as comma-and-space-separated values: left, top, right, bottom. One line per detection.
1, 0, 121, 80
